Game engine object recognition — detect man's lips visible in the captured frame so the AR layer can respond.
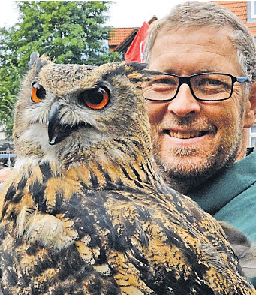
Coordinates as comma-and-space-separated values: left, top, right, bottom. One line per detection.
163, 129, 216, 139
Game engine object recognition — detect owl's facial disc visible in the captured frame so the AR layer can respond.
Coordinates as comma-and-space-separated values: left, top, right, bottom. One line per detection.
47, 101, 91, 145
47, 85, 111, 145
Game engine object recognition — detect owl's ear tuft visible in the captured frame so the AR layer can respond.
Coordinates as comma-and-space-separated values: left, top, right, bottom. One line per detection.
29, 52, 40, 70
28, 52, 51, 71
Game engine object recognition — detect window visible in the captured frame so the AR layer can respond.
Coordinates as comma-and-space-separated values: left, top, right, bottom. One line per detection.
247, 1, 256, 22
251, 0, 257, 18
249, 124, 256, 147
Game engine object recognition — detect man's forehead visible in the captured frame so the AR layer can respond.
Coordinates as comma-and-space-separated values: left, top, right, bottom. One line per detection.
149, 26, 241, 76
151, 26, 236, 60
157, 24, 233, 40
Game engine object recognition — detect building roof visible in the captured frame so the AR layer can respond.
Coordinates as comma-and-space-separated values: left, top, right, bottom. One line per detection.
109, 28, 138, 51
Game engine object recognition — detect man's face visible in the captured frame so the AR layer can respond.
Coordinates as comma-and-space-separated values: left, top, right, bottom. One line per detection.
146, 27, 249, 189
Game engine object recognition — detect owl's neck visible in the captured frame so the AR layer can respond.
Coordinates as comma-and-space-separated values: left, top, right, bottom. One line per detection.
10, 139, 170, 214
60, 138, 162, 193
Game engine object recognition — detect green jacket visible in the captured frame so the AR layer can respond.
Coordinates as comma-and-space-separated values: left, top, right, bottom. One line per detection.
187, 150, 256, 286
187, 150, 256, 243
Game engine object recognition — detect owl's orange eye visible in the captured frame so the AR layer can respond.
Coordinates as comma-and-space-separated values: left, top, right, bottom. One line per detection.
31, 82, 46, 103
79, 87, 110, 110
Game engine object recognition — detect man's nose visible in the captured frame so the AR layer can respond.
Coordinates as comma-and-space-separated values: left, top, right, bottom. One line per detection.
167, 83, 201, 116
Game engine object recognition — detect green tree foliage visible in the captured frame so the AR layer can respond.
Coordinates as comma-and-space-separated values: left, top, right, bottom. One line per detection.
0, 1, 121, 138
0, 63, 21, 138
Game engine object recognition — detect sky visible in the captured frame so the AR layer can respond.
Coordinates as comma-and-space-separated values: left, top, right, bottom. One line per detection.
105, 0, 187, 27
0, 0, 209, 28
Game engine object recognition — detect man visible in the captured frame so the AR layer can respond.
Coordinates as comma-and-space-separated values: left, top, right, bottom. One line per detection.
143, 1, 256, 244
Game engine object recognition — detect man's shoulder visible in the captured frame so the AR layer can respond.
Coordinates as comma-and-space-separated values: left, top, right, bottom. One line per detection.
234, 148, 256, 175
214, 182, 256, 242
187, 149, 256, 214
212, 150, 256, 242
188, 149, 256, 241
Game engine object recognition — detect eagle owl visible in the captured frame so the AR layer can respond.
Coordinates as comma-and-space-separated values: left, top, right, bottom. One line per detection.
0, 53, 254, 294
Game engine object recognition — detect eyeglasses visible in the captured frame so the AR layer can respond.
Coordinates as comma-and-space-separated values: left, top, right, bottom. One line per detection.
143, 72, 248, 102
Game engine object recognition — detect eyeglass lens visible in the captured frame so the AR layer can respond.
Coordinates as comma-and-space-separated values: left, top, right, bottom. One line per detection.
143, 73, 233, 101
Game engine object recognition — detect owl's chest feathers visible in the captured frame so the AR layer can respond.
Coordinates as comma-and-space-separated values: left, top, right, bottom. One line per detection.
2, 147, 163, 253
2, 142, 158, 218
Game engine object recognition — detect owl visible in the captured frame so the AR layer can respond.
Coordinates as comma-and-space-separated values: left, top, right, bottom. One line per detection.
0, 53, 255, 294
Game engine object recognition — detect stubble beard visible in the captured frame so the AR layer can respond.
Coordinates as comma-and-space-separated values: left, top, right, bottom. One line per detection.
151, 124, 242, 194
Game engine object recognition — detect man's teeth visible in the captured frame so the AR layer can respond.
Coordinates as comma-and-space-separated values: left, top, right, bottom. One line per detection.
169, 131, 203, 139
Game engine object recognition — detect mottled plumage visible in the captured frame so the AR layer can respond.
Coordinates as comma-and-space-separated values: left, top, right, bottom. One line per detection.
0, 53, 255, 294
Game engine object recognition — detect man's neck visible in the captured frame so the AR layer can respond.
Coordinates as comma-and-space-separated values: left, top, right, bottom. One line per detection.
161, 173, 206, 195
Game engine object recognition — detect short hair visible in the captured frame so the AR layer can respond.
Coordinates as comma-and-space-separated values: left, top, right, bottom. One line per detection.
144, 1, 256, 84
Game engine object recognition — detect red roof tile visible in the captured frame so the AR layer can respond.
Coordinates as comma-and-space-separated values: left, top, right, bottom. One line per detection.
109, 28, 138, 50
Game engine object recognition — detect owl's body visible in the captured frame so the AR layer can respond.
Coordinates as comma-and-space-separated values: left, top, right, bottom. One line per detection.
0, 54, 255, 294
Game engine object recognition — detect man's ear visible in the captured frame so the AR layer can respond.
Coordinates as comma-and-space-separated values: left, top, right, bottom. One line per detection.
243, 81, 256, 128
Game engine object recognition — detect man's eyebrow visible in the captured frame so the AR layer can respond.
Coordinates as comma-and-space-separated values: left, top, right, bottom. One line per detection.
164, 69, 177, 75
143, 69, 218, 77
166, 69, 218, 75
195, 70, 217, 74
143, 69, 169, 76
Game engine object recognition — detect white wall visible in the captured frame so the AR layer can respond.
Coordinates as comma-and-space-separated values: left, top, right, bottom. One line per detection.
0, 126, 5, 141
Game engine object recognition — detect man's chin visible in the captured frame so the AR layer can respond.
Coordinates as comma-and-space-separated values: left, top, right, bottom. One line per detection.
159, 159, 213, 181
153, 151, 237, 194
158, 152, 212, 175
156, 162, 216, 194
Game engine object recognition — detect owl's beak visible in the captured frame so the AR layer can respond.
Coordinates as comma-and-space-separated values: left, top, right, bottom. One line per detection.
47, 102, 88, 145
47, 102, 73, 145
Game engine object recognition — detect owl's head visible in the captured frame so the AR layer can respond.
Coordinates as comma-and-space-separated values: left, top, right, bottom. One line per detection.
14, 53, 153, 168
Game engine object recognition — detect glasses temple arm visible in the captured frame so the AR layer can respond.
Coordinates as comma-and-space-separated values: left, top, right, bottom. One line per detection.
237, 77, 248, 83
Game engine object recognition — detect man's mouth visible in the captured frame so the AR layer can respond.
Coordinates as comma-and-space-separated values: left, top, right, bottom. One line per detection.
163, 130, 212, 139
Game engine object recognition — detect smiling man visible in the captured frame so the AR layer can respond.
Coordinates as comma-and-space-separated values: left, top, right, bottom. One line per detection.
143, 0, 256, 247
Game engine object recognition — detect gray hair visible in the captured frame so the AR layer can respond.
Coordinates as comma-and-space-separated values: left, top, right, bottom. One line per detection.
144, 1, 256, 84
